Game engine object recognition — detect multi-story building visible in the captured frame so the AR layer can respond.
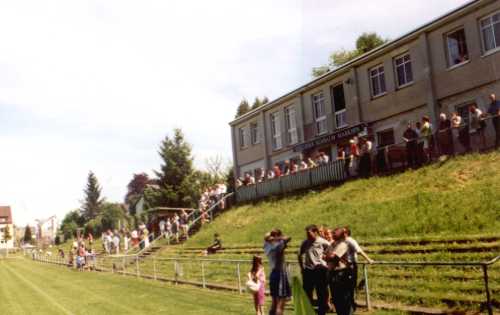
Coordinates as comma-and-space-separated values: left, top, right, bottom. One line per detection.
0, 206, 14, 249
35, 215, 58, 246
230, 0, 500, 179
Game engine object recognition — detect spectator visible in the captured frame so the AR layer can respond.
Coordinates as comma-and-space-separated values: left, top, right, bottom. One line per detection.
112, 231, 120, 255
283, 160, 291, 176
236, 178, 243, 188
325, 228, 355, 315
204, 233, 222, 255
87, 232, 94, 247
131, 229, 139, 247
165, 218, 172, 240
298, 225, 330, 315
438, 113, 454, 157
487, 93, 500, 149
290, 161, 298, 174
273, 164, 282, 177
300, 159, 308, 171
358, 137, 373, 178
451, 112, 466, 154
344, 227, 374, 311
267, 169, 275, 180
248, 255, 266, 315
402, 122, 418, 168
264, 229, 291, 315
420, 116, 433, 163
349, 138, 359, 175
307, 157, 317, 169
123, 229, 130, 251
159, 218, 166, 237
180, 210, 189, 240
321, 152, 330, 164
469, 104, 486, 151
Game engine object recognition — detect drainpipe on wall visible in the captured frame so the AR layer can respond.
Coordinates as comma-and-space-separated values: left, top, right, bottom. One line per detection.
260, 110, 271, 170
351, 67, 363, 124
230, 126, 239, 181
420, 32, 439, 125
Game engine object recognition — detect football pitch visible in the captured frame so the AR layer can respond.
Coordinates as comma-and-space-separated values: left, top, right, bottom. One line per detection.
0, 257, 256, 315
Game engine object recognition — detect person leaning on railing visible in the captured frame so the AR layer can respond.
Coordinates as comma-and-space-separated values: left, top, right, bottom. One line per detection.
487, 93, 500, 149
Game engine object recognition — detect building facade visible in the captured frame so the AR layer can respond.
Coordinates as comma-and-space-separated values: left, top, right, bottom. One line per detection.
230, 0, 500, 179
0, 206, 14, 249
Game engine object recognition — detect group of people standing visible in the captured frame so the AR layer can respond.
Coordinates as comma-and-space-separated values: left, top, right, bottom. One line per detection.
158, 210, 190, 243
248, 226, 371, 315
237, 152, 330, 187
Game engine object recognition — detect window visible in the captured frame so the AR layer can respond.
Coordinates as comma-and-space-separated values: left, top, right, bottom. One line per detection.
394, 54, 413, 87
312, 92, 327, 135
270, 112, 282, 150
250, 123, 259, 145
285, 106, 298, 145
377, 129, 395, 147
370, 65, 386, 97
446, 28, 469, 66
331, 84, 347, 128
239, 127, 248, 149
480, 11, 500, 53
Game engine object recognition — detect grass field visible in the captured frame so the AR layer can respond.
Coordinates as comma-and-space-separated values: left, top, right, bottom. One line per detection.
0, 257, 258, 315
0, 257, 408, 315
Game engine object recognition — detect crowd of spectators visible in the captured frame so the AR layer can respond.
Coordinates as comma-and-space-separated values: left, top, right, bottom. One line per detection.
237, 93, 500, 188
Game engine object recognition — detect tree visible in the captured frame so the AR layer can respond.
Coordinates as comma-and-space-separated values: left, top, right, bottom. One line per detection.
261, 96, 269, 105
145, 128, 199, 208
60, 210, 83, 240
235, 99, 250, 118
312, 32, 388, 77
3, 225, 11, 242
124, 173, 151, 215
81, 171, 104, 221
251, 97, 262, 110
204, 155, 231, 182
23, 224, 32, 243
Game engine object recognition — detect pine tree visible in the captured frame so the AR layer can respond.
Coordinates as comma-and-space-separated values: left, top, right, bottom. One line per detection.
23, 224, 32, 243
235, 99, 250, 118
251, 97, 262, 110
81, 171, 104, 222
146, 129, 199, 208
261, 96, 269, 105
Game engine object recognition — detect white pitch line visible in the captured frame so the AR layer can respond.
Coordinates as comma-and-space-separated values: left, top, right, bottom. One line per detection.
3, 262, 75, 315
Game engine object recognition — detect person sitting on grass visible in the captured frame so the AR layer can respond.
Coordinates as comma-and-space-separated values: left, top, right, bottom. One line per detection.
202, 233, 222, 256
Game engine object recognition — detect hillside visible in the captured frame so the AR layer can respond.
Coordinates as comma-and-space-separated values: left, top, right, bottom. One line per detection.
185, 151, 500, 249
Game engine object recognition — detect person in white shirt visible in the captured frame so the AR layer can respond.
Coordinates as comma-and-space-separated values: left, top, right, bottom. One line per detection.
165, 218, 172, 240
159, 219, 166, 237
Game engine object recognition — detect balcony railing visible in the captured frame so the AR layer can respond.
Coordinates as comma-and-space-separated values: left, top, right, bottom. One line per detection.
236, 159, 346, 203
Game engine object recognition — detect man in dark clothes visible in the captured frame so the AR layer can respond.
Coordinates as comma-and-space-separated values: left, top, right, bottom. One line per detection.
402, 122, 418, 168
488, 93, 500, 149
205, 233, 222, 255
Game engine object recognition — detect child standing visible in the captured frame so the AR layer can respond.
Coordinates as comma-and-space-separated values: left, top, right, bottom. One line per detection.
248, 255, 266, 315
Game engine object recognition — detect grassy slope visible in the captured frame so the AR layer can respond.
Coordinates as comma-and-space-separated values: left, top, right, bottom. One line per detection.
186, 152, 500, 248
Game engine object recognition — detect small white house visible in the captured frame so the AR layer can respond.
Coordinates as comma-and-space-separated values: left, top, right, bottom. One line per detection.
0, 206, 14, 249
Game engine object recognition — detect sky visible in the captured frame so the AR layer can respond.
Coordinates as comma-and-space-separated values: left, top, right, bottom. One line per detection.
0, 0, 471, 226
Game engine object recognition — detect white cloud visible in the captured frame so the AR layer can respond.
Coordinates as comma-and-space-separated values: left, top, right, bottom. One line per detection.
0, 0, 470, 225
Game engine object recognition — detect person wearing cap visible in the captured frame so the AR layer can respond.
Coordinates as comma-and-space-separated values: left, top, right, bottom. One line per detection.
298, 225, 331, 315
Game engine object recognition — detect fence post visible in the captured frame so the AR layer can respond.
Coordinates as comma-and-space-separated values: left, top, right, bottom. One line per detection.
174, 260, 178, 284
136, 256, 140, 278
363, 264, 371, 311
201, 261, 206, 289
153, 257, 157, 281
482, 265, 493, 315
237, 263, 242, 294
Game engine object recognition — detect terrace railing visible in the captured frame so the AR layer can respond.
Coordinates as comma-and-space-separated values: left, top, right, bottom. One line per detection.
30, 252, 499, 315
237, 160, 346, 203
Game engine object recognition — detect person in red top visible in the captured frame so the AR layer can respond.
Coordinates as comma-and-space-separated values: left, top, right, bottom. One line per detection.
273, 164, 281, 177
